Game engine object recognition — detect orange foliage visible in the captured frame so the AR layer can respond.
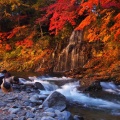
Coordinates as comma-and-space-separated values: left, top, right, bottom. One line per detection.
76, 14, 96, 30
87, 27, 100, 42
5, 44, 12, 51
110, 13, 120, 41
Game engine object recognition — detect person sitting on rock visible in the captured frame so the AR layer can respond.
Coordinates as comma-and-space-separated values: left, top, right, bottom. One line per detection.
1, 78, 13, 93
0, 70, 19, 87
0, 70, 11, 87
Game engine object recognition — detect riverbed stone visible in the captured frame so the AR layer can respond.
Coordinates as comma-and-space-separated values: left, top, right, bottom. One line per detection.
41, 116, 56, 120
29, 94, 43, 105
38, 94, 48, 100
18, 116, 26, 120
8, 107, 21, 114
45, 108, 55, 113
26, 111, 35, 118
43, 111, 56, 117
62, 110, 74, 120
17, 110, 26, 117
42, 91, 67, 111
0, 102, 6, 107
74, 115, 84, 120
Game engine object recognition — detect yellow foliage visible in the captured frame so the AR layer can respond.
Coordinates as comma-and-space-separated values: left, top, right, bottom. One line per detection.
102, 35, 110, 42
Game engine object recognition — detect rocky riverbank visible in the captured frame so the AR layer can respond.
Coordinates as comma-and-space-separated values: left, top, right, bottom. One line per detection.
0, 83, 83, 120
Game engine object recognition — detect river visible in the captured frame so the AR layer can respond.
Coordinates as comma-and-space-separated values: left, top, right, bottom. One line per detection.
6, 72, 120, 120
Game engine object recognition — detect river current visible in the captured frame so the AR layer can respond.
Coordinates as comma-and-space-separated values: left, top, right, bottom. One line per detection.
1, 72, 120, 120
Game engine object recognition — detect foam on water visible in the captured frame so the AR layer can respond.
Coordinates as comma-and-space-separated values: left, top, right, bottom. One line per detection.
38, 76, 73, 81
56, 82, 120, 110
100, 82, 120, 95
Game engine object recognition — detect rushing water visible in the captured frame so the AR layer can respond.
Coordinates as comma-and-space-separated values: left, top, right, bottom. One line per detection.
2, 72, 120, 120
19, 74, 120, 120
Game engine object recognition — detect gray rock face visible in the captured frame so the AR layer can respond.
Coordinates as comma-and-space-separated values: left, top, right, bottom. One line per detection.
42, 91, 67, 111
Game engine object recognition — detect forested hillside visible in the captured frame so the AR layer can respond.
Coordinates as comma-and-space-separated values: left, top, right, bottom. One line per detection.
0, 0, 120, 83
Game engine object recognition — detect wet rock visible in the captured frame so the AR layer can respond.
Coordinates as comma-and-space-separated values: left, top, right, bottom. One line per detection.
55, 109, 61, 115
74, 115, 84, 120
18, 116, 26, 120
85, 81, 102, 91
29, 94, 42, 105
42, 91, 67, 111
45, 108, 55, 113
43, 111, 56, 117
27, 118, 36, 120
34, 82, 45, 90
24, 100, 31, 106
0, 102, 6, 107
4, 114, 17, 120
41, 116, 56, 120
29, 102, 38, 107
9, 107, 21, 114
17, 110, 26, 117
26, 111, 35, 118
8, 96, 18, 100
38, 94, 48, 100
61, 110, 74, 120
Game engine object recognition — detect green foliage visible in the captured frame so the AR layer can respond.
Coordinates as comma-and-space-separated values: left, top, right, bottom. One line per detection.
3, 47, 21, 60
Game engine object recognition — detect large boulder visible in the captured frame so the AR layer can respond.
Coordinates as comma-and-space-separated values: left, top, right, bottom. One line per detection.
42, 91, 67, 111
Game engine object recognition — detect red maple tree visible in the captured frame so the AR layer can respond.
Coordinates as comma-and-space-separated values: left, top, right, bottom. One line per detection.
36, 0, 79, 35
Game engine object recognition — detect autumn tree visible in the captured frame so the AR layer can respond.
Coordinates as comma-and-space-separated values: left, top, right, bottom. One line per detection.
36, 0, 79, 35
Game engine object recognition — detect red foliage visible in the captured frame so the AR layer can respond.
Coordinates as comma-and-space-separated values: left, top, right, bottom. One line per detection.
0, 32, 9, 41
102, 1, 120, 9
15, 39, 33, 48
37, 0, 78, 35
0, 44, 2, 48
38, 0, 120, 34
0, 40, 2, 43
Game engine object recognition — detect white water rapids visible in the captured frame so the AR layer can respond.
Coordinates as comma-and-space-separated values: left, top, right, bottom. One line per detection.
19, 75, 120, 115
